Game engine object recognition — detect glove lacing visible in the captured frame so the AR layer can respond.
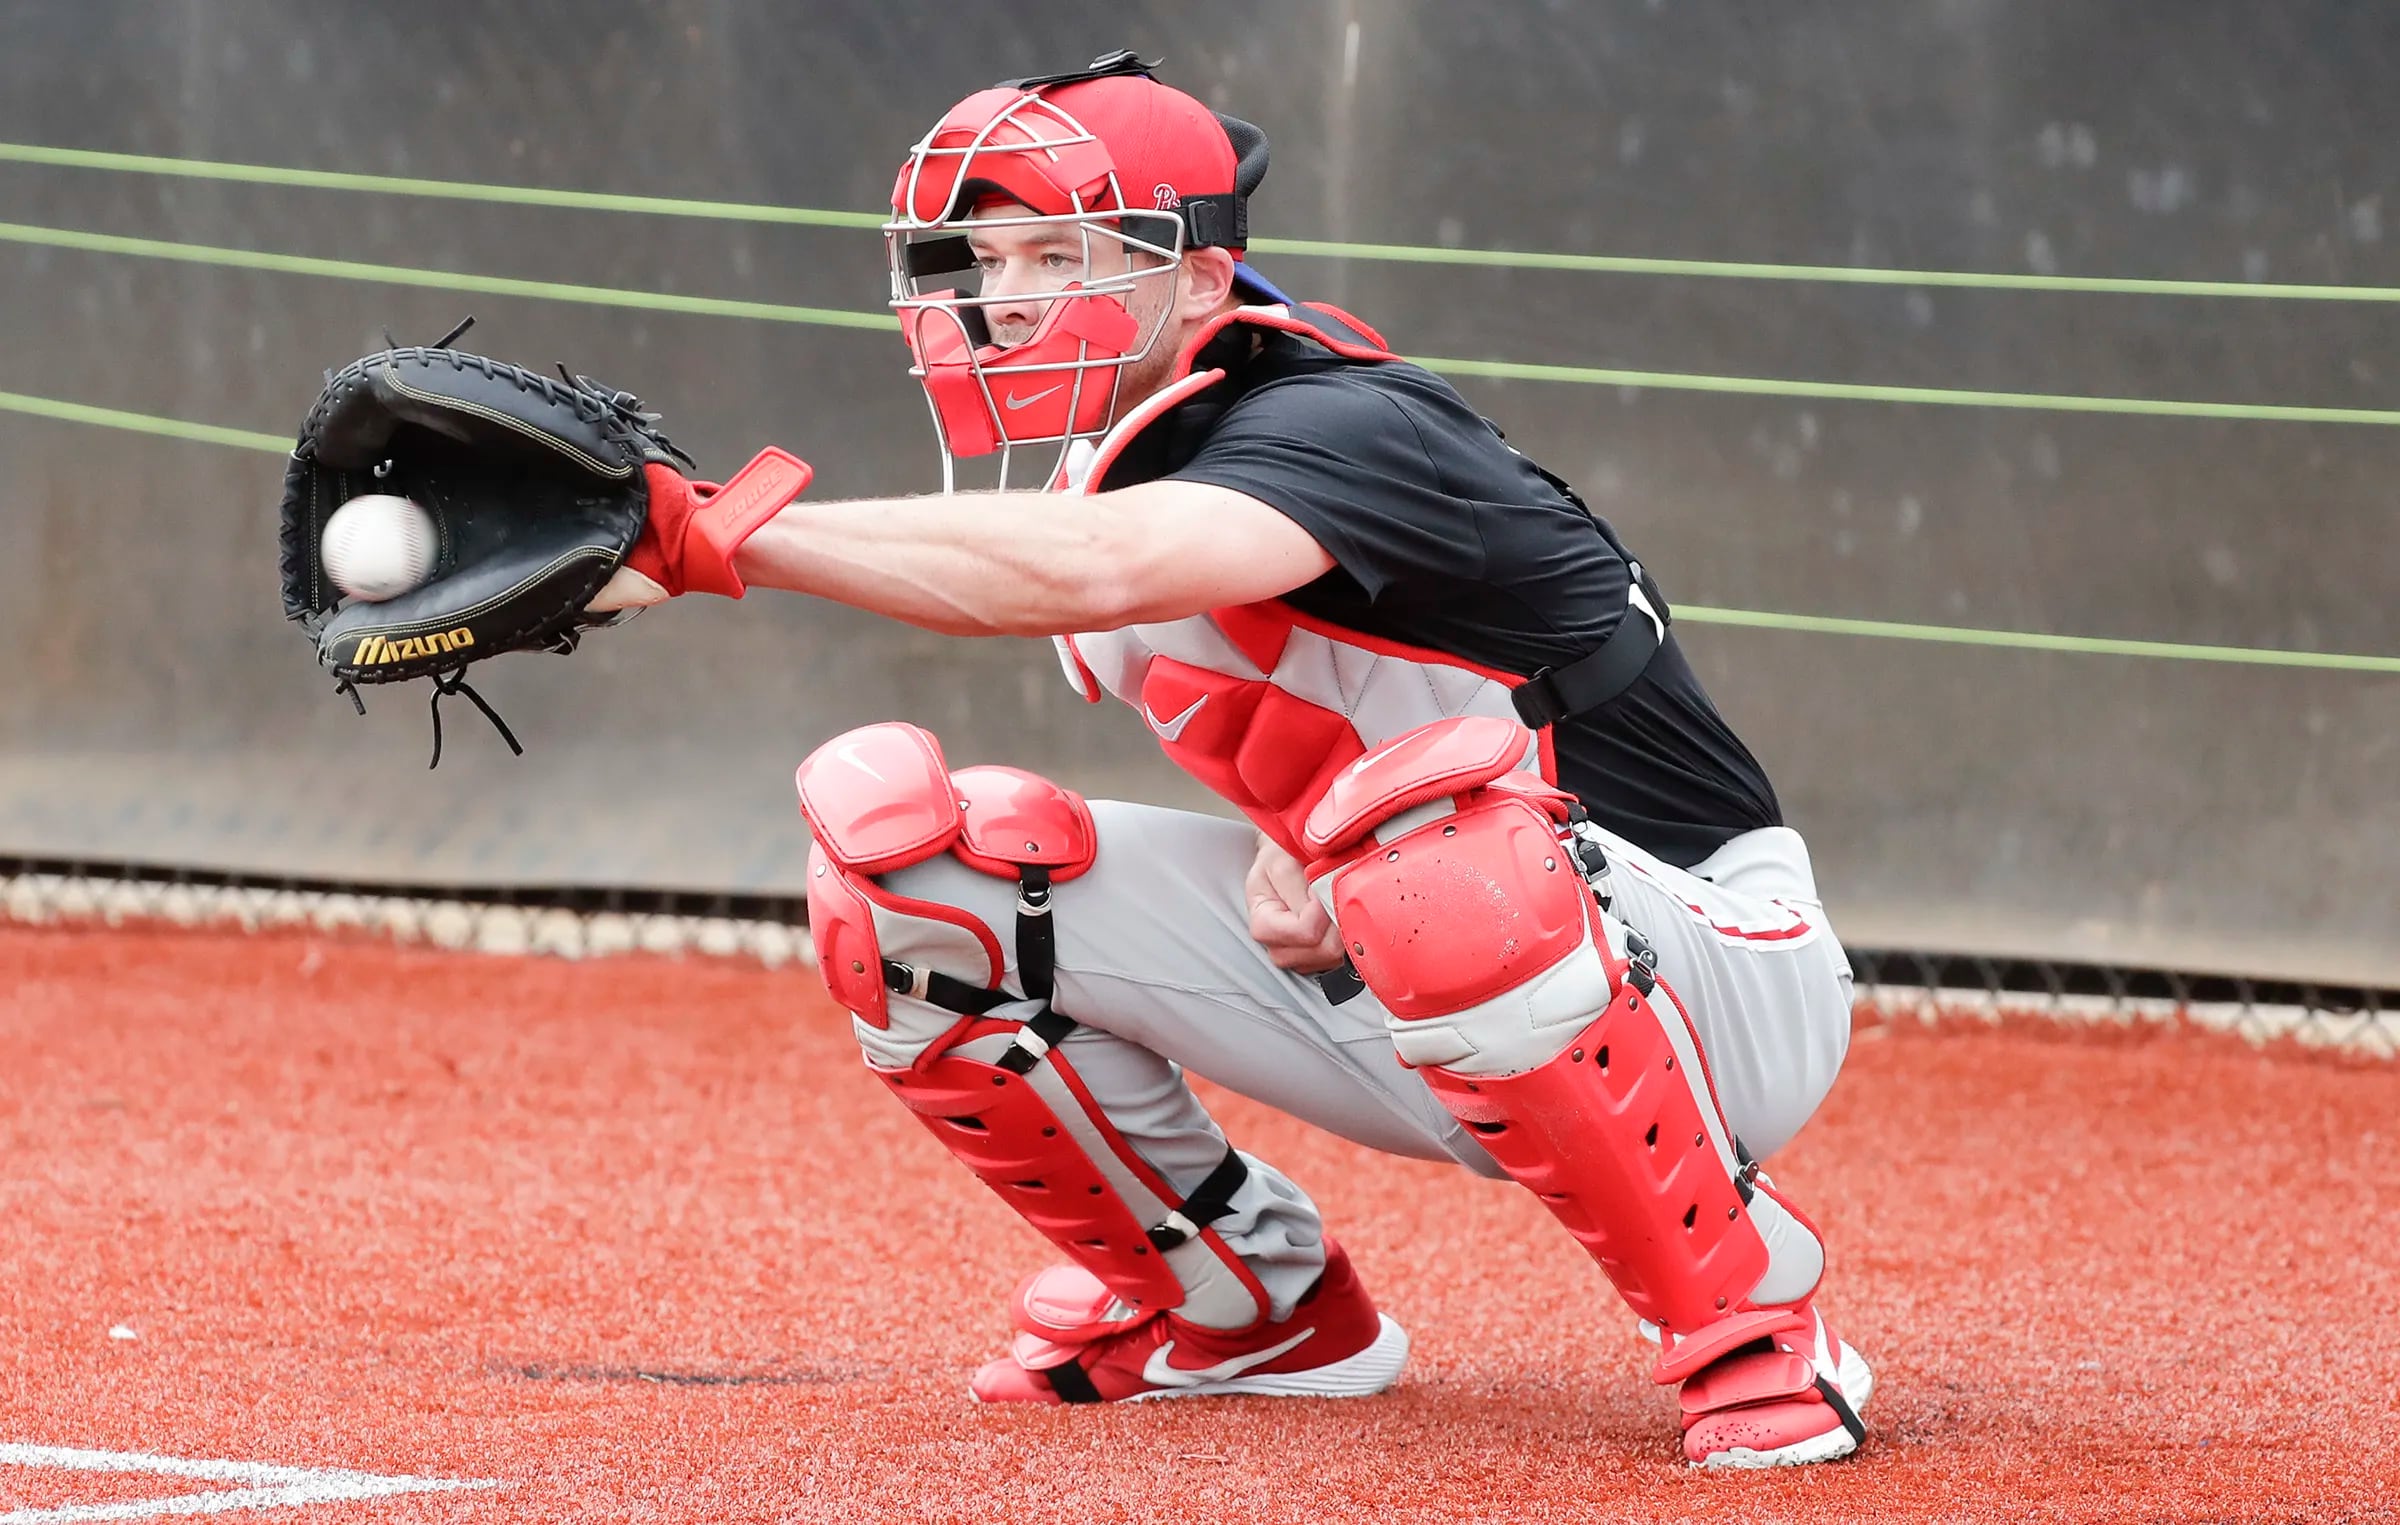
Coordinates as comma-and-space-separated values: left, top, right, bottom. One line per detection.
425, 668, 522, 769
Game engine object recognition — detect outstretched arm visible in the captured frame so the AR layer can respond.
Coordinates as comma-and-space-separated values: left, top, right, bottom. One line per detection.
732, 479, 1334, 636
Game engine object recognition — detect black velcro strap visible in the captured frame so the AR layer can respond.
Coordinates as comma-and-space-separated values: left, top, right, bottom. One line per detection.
997, 49, 1158, 93
995, 1006, 1078, 1076
1042, 1359, 1104, 1404
1313, 959, 1366, 1007
1144, 1146, 1248, 1251
1813, 1372, 1870, 1444
1016, 866, 1056, 1006
1512, 562, 1670, 729
882, 959, 1011, 1016
1181, 192, 1246, 249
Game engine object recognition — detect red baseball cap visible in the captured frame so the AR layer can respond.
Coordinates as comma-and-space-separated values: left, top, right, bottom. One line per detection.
892, 52, 1287, 300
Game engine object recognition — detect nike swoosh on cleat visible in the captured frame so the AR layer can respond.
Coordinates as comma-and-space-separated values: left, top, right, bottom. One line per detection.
1003, 385, 1066, 411
1142, 694, 1207, 742
1141, 1327, 1316, 1388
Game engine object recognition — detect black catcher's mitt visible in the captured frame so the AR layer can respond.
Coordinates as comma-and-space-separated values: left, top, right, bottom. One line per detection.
280, 325, 692, 762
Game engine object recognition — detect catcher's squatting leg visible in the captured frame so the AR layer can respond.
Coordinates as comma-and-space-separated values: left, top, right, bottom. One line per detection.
795, 722, 1407, 1403
1301, 715, 1871, 1467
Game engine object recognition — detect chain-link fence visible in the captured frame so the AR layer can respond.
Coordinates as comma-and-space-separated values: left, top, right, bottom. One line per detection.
0, 855, 812, 967
7, 854, 2391, 1059
1847, 949, 2396, 1059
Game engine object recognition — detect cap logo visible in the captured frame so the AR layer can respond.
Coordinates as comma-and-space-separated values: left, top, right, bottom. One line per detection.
1152, 182, 1181, 210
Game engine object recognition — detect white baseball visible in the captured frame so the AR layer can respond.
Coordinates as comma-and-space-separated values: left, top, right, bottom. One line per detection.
321, 494, 438, 602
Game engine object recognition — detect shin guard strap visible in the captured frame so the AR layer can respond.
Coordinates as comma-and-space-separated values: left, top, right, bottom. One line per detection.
1016, 866, 1057, 1000
1040, 1360, 1103, 1404
884, 959, 1009, 1015
1816, 1374, 1870, 1444
1146, 1146, 1247, 1251
996, 1008, 1077, 1075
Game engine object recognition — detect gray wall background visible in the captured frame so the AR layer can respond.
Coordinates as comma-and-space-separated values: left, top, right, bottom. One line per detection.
2, 2, 2394, 985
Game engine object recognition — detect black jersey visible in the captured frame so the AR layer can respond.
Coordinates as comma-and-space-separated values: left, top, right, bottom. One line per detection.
1103, 326, 1780, 868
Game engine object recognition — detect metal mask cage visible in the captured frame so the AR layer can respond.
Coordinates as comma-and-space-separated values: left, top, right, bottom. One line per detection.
884, 206, 1190, 492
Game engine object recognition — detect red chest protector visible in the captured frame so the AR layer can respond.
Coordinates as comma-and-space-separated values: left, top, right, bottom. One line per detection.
1050, 302, 1556, 860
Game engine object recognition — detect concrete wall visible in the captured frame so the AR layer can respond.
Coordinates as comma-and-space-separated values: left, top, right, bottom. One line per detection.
3, 2, 2395, 983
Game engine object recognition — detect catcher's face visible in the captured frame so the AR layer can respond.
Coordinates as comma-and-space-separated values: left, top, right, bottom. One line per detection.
964, 206, 1187, 419
965, 214, 1154, 346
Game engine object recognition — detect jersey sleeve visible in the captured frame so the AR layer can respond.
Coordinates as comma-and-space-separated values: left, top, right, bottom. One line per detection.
1164, 370, 1487, 602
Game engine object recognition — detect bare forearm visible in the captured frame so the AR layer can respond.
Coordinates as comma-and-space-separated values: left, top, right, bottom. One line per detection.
733, 491, 1137, 636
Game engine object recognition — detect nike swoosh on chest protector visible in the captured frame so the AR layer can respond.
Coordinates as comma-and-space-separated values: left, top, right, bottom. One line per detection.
1143, 694, 1208, 741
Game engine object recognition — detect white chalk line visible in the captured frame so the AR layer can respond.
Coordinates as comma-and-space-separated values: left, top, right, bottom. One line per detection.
0, 1445, 496, 1523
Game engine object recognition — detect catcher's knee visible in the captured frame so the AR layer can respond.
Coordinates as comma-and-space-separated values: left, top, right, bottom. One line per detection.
795, 722, 1264, 1326
1301, 715, 1618, 1075
796, 721, 1095, 1068
1301, 716, 1826, 1359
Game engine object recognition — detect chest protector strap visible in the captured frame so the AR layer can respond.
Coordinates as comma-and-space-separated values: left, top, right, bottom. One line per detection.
1510, 560, 1671, 727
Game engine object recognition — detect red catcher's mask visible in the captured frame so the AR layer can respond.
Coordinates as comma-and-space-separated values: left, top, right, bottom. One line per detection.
885, 53, 1273, 490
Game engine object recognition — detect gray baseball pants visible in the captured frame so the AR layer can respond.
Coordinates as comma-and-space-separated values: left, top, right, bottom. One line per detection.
867, 802, 1854, 1325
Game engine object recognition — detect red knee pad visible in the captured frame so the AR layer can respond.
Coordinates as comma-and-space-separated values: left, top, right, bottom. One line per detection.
796, 721, 1095, 1029
1304, 715, 1586, 1021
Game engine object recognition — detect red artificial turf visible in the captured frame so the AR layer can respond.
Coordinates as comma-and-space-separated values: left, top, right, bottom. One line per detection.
3, 922, 2395, 1523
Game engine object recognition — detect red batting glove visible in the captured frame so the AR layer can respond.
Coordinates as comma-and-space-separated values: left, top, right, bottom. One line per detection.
623, 447, 815, 599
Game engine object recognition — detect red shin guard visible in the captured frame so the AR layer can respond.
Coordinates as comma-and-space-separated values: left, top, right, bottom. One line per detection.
1418, 983, 1770, 1348
1305, 716, 1828, 1383
871, 1019, 1266, 1329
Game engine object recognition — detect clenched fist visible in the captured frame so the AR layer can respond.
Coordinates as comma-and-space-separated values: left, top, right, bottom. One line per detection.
1245, 833, 1345, 975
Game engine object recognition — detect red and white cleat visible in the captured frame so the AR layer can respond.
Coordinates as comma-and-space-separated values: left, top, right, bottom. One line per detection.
969, 1240, 1408, 1404
1675, 1304, 1872, 1468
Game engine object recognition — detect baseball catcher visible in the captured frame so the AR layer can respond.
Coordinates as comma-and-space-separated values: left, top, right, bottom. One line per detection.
283, 52, 1870, 1467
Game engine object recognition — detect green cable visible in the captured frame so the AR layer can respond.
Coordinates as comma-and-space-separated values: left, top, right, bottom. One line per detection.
1674, 605, 2400, 674
0, 142, 885, 229
1243, 236, 2400, 301
0, 222, 891, 329
0, 388, 289, 452
1419, 355, 2400, 424
8, 220, 2400, 424
8, 140, 2400, 301
3, 385, 2394, 676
